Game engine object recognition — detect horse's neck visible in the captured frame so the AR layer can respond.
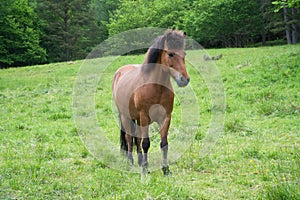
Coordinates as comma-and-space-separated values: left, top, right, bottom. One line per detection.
140, 63, 171, 86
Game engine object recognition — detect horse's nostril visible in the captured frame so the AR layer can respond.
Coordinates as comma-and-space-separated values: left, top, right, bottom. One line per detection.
181, 76, 186, 82
180, 76, 190, 83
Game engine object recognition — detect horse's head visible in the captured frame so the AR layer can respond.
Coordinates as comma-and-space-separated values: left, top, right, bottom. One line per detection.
143, 30, 190, 87
161, 48, 189, 87
161, 30, 190, 87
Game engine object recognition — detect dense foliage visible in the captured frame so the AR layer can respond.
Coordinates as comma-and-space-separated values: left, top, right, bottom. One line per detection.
0, 0, 299, 68
36, 0, 101, 63
0, 0, 46, 68
108, 0, 299, 47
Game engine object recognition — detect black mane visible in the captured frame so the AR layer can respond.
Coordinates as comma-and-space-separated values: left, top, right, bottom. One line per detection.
144, 35, 166, 65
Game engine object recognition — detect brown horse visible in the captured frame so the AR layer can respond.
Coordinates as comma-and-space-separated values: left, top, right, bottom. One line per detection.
112, 30, 189, 175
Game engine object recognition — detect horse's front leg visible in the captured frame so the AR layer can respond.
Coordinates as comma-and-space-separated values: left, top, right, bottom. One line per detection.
160, 114, 171, 175
139, 111, 150, 173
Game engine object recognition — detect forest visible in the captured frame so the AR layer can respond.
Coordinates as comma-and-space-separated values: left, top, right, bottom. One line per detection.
0, 0, 299, 68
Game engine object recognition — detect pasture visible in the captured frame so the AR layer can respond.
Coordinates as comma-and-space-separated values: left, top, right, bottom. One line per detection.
0, 45, 299, 199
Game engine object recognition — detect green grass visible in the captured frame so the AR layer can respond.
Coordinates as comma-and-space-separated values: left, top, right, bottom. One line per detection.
0, 45, 299, 199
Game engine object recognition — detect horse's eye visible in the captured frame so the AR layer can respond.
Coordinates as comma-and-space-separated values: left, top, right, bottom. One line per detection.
168, 53, 174, 58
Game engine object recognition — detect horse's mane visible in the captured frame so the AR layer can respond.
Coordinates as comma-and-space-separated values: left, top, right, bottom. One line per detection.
143, 30, 185, 72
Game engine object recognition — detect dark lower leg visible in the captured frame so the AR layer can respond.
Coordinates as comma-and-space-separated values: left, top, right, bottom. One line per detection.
161, 137, 171, 175
160, 137, 168, 167
139, 111, 150, 172
125, 133, 133, 164
142, 138, 150, 168
136, 137, 143, 166
160, 115, 171, 175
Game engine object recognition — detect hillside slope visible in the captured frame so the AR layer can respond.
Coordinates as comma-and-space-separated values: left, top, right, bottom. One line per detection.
0, 45, 299, 199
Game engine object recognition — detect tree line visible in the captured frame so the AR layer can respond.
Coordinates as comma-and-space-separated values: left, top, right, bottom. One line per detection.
0, 0, 299, 68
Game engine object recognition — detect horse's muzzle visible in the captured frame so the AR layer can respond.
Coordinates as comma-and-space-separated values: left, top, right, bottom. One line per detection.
175, 75, 190, 87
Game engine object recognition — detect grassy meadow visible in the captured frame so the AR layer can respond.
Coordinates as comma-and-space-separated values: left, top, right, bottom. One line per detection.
0, 45, 299, 199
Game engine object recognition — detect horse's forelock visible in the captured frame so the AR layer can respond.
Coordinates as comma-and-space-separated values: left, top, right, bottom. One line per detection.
152, 35, 167, 50
151, 30, 185, 51
144, 30, 185, 66
164, 30, 185, 50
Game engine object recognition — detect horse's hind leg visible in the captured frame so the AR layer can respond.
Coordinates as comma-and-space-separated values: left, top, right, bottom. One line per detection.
120, 116, 134, 164
135, 123, 143, 166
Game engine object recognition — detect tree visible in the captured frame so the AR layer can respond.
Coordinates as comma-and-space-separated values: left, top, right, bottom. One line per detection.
37, 0, 101, 62
108, 0, 269, 47
260, 0, 281, 46
273, 0, 300, 10
273, 0, 300, 44
0, 0, 46, 68
182, 0, 264, 47
107, 0, 189, 35
91, 0, 119, 42
106, 0, 298, 47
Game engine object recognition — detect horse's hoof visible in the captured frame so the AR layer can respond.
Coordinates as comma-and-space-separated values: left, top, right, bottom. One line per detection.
127, 157, 134, 165
138, 153, 143, 166
162, 166, 172, 176
142, 167, 150, 174
142, 162, 150, 174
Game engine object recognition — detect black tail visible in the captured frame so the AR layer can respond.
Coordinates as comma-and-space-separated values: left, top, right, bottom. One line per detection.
120, 121, 127, 153
119, 117, 136, 154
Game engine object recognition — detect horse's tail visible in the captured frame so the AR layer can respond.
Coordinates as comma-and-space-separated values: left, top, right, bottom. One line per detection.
119, 117, 136, 154
120, 121, 127, 154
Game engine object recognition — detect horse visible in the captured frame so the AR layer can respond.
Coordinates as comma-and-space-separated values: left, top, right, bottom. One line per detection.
112, 30, 190, 175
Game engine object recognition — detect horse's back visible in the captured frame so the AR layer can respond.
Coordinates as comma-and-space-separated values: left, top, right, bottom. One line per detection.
112, 64, 140, 91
